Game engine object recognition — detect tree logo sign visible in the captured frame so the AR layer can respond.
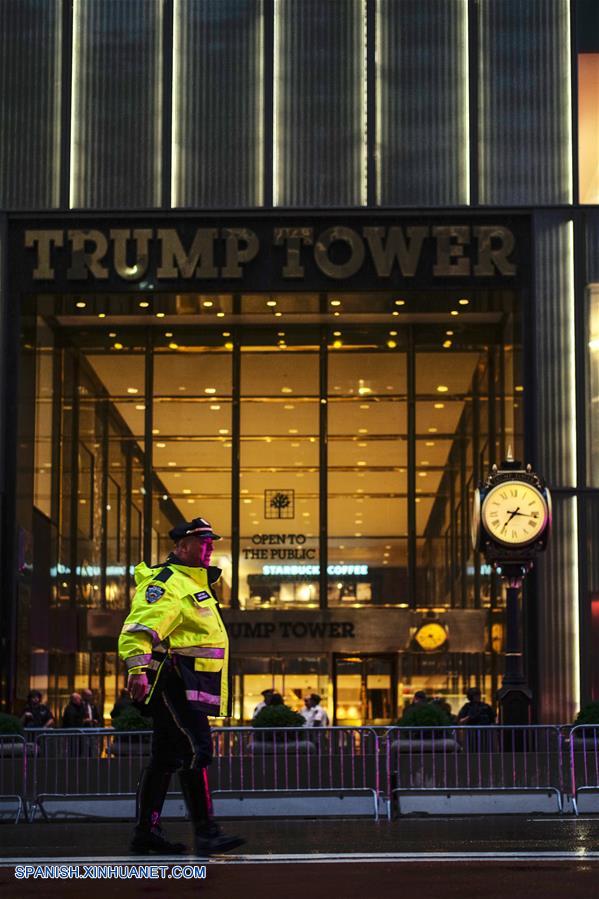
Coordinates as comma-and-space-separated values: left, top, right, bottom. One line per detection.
265, 489, 295, 520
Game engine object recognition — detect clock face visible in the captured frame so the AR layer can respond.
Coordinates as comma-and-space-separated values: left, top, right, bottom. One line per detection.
414, 622, 447, 651
481, 481, 548, 547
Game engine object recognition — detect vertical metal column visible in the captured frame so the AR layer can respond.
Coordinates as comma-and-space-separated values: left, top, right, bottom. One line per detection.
407, 326, 416, 607
59, 0, 73, 208
230, 296, 241, 609
68, 354, 80, 607
319, 323, 328, 610
365, 0, 376, 207
100, 399, 108, 608
142, 330, 154, 563
262, 0, 274, 208
161, 0, 174, 209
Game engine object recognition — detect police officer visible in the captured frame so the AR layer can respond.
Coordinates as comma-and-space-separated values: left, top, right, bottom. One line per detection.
118, 516, 244, 856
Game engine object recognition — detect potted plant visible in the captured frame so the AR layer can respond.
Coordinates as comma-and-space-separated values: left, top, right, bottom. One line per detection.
0, 713, 24, 755
251, 704, 313, 753
571, 703, 599, 747
109, 707, 153, 756
392, 702, 457, 751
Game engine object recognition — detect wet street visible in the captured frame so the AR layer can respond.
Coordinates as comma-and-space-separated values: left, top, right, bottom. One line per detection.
2, 816, 599, 897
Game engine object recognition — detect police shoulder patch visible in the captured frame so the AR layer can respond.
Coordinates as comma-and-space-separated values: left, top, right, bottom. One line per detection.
146, 584, 165, 603
194, 591, 211, 602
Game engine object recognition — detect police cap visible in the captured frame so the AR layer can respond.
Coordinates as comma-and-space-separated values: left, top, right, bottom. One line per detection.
169, 516, 221, 542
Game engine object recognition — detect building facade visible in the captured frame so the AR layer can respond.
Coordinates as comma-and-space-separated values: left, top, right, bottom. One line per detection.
0, 0, 598, 724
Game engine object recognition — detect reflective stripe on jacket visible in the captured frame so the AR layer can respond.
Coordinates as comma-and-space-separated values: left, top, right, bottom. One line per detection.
118, 561, 230, 717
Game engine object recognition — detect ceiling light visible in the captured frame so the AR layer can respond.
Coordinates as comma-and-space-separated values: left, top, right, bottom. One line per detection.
358, 442, 367, 447
156, 312, 165, 318
428, 427, 437, 433
443, 340, 452, 348
359, 404, 369, 410
389, 331, 398, 336
450, 310, 459, 316
135, 404, 145, 411
187, 499, 195, 504
217, 311, 225, 317
162, 494, 167, 501
394, 299, 405, 306
302, 512, 310, 517
168, 342, 179, 349
275, 311, 282, 317
277, 331, 285, 336
156, 442, 166, 448
152, 428, 160, 435
333, 340, 342, 349
333, 331, 341, 336
425, 441, 435, 447
354, 532, 362, 537
281, 387, 293, 394
109, 332, 117, 337
183, 489, 191, 494
356, 489, 364, 494
127, 387, 138, 394
289, 428, 298, 434
224, 342, 234, 349
139, 301, 149, 308
243, 498, 252, 504
267, 300, 277, 307
357, 461, 366, 466
98, 312, 106, 318
458, 298, 469, 305
434, 402, 445, 409
205, 387, 216, 394
515, 385, 524, 392
358, 428, 368, 434
330, 300, 341, 307
203, 300, 213, 308
168, 461, 177, 467
165, 332, 173, 337
219, 428, 229, 434
284, 404, 295, 410
419, 471, 428, 478
113, 342, 123, 350
436, 385, 449, 393
446, 330, 454, 336
291, 442, 300, 448
387, 340, 397, 348
76, 301, 86, 308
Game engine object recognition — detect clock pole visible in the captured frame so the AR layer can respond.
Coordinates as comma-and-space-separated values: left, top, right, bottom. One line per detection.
472, 454, 551, 726
496, 565, 533, 725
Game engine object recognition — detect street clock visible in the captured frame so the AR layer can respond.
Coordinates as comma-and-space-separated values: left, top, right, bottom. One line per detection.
413, 620, 448, 652
472, 457, 551, 564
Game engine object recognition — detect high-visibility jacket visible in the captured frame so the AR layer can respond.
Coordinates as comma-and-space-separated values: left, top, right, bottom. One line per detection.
118, 560, 230, 717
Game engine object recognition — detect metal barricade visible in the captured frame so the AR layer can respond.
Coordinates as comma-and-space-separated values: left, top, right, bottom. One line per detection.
211, 726, 382, 818
31, 729, 151, 820
0, 734, 28, 823
568, 724, 599, 814
28, 726, 383, 820
384, 724, 564, 817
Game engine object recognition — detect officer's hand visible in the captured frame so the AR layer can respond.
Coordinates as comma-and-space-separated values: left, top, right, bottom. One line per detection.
128, 673, 149, 702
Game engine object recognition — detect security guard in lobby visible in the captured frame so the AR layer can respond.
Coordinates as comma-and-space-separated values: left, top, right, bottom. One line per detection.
118, 516, 244, 856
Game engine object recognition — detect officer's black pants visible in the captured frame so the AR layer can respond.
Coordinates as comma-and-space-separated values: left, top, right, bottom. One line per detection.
144, 661, 213, 774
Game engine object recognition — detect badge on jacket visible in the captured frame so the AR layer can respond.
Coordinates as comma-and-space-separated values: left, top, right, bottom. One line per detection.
194, 591, 210, 602
146, 585, 165, 603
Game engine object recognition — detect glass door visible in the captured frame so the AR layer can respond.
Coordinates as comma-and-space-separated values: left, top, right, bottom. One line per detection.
333, 653, 395, 725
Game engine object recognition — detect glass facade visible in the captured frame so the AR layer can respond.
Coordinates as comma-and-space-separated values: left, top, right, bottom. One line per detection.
17, 287, 521, 722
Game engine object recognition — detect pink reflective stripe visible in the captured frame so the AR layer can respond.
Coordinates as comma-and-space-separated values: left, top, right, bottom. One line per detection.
123, 623, 160, 643
125, 653, 152, 669
173, 647, 225, 659
185, 690, 221, 705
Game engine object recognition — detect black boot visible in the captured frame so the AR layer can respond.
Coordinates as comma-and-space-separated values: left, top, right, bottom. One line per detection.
130, 767, 187, 854
178, 768, 245, 856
